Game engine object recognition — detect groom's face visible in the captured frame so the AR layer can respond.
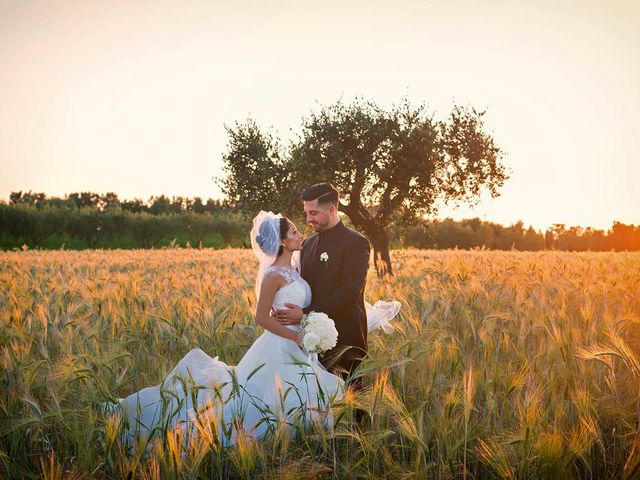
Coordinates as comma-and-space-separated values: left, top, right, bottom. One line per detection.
303, 199, 332, 233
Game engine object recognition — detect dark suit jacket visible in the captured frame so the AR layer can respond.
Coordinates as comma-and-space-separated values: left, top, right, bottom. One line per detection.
300, 220, 371, 363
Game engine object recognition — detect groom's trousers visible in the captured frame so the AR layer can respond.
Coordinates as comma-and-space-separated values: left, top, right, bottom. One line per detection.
321, 344, 367, 424
320, 343, 366, 392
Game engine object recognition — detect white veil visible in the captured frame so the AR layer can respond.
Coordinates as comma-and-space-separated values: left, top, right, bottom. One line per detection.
250, 210, 299, 302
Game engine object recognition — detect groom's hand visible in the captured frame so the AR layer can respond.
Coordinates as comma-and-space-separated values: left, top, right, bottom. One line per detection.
273, 303, 304, 325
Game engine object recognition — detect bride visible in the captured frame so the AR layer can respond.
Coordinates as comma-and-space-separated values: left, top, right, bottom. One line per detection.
107, 211, 400, 452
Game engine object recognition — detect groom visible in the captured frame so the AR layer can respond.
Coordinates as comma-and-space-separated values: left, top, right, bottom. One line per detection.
273, 183, 371, 387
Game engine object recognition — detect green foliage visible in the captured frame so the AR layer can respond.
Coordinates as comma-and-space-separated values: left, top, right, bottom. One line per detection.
0, 204, 248, 250
1, 202, 638, 251
292, 99, 508, 226
7, 190, 230, 215
405, 219, 545, 250
219, 98, 509, 226
404, 218, 640, 252
218, 119, 296, 217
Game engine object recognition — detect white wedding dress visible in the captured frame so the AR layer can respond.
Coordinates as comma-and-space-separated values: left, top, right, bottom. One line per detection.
108, 265, 401, 452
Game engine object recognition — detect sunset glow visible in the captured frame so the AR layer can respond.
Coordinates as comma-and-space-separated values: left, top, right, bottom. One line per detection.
1, 0, 638, 231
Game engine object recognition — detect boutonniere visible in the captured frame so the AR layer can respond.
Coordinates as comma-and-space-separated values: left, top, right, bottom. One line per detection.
320, 251, 329, 268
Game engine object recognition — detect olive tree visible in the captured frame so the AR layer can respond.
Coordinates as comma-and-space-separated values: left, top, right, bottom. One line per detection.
219, 98, 509, 276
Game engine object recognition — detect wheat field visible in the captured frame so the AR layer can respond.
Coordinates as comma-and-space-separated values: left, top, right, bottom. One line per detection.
1, 248, 639, 479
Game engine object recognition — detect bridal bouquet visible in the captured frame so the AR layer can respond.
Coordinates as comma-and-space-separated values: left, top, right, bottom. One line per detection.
300, 311, 338, 353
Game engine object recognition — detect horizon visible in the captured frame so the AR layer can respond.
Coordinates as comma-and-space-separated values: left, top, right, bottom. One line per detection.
3, 189, 635, 234
1, 1, 638, 233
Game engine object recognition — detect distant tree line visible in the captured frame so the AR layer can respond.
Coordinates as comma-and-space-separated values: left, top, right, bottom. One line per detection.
1, 191, 639, 251
1, 191, 246, 250
402, 218, 640, 252
7, 190, 229, 215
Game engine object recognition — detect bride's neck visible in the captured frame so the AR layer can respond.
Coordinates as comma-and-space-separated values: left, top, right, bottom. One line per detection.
272, 250, 293, 267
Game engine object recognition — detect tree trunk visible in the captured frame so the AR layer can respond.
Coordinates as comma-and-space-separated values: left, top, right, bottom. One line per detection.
368, 228, 394, 278
341, 203, 394, 278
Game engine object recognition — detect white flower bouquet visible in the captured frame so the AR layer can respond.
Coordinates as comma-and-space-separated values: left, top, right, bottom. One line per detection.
300, 311, 338, 353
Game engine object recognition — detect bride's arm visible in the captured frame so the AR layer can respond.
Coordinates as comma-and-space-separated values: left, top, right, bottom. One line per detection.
256, 273, 302, 345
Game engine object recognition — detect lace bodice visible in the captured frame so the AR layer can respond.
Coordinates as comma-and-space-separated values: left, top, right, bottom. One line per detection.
262, 265, 312, 311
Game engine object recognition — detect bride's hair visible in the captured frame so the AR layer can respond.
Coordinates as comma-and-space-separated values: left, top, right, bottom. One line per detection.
277, 217, 290, 256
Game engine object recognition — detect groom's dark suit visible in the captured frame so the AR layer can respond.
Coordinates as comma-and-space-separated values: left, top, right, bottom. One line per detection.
300, 219, 370, 380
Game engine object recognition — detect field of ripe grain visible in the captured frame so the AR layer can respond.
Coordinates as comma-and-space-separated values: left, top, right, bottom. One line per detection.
1, 248, 639, 479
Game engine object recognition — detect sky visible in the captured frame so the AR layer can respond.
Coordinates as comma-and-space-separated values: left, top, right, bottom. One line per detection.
0, 0, 638, 232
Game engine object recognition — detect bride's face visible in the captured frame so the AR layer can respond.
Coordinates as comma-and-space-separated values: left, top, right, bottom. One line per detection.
282, 220, 303, 252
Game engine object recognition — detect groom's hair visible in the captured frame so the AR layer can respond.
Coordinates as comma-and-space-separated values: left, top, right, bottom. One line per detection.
301, 183, 339, 207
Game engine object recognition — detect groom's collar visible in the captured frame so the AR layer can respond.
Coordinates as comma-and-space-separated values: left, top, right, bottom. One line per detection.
319, 219, 345, 239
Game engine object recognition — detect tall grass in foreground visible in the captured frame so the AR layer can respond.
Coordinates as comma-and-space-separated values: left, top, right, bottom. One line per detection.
1, 248, 639, 479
